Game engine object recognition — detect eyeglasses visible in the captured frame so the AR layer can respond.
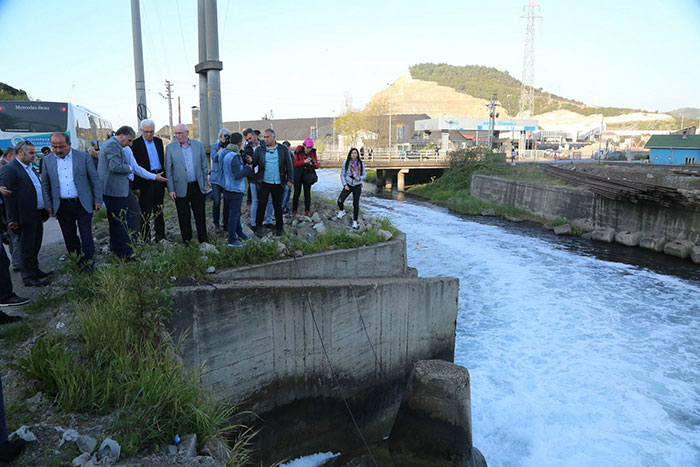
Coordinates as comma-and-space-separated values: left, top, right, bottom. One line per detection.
174, 131, 187, 135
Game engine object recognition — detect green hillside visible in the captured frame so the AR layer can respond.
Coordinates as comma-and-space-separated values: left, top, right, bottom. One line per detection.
0, 82, 28, 101
409, 63, 642, 117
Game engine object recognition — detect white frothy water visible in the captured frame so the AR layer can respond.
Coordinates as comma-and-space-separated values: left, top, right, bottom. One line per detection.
314, 170, 700, 466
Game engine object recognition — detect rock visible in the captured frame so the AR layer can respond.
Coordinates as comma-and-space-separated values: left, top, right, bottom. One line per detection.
58, 427, 80, 447
313, 222, 327, 234
553, 224, 572, 235
311, 212, 321, 222
275, 241, 286, 254
505, 216, 524, 223
291, 219, 299, 228
101, 246, 109, 253
664, 239, 695, 259
178, 434, 197, 458
480, 209, 496, 216
72, 452, 91, 466
200, 255, 208, 263
389, 360, 486, 467
294, 250, 303, 257
377, 229, 393, 241
639, 235, 667, 252
614, 231, 641, 247
691, 246, 700, 264
98, 437, 121, 462
646, 173, 654, 179
581, 232, 593, 240
591, 228, 615, 243
204, 438, 232, 465
77, 435, 98, 454
167, 445, 177, 456
206, 266, 216, 274
11, 425, 37, 442
199, 242, 219, 255
26, 392, 44, 413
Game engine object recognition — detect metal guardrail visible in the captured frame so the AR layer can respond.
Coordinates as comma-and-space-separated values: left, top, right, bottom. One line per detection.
317, 150, 447, 162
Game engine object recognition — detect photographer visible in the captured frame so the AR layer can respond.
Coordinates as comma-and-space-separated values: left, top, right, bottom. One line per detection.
221, 132, 252, 247
210, 128, 231, 232
292, 138, 319, 217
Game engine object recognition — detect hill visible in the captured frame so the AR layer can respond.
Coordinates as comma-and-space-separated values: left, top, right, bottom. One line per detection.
667, 108, 700, 119
408, 63, 642, 117
0, 82, 29, 100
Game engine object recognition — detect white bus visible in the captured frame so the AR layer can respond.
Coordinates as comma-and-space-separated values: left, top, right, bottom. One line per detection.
0, 101, 112, 154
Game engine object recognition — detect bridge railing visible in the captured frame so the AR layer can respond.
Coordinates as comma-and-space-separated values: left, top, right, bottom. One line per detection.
317, 149, 448, 162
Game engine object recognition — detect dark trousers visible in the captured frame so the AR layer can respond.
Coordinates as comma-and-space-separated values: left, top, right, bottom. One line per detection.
175, 182, 207, 243
18, 211, 43, 282
292, 182, 312, 212
0, 244, 13, 302
224, 191, 244, 243
0, 372, 7, 443
127, 190, 141, 234
338, 184, 362, 220
139, 179, 166, 241
211, 184, 229, 229
255, 183, 284, 232
103, 195, 132, 258
56, 199, 94, 265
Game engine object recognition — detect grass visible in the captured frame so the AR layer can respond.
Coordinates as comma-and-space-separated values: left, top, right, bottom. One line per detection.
10, 211, 400, 461
365, 170, 377, 184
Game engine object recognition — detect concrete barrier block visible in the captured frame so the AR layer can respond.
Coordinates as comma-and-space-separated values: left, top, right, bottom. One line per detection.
639, 235, 668, 252
553, 224, 572, 235
691, 246, 700, 264
615, 231, 641, 247
592, 228, 615, 243
664, 239, 695, 259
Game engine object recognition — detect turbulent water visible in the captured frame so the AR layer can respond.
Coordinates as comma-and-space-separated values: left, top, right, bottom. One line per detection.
313, 169, 700, 467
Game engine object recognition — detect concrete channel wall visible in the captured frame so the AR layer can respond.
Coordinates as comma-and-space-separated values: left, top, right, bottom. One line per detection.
168, 235, 459, 462
471, 175, 700, 243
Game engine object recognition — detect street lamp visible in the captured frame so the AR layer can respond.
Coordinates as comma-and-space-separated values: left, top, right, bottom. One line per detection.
387, 82, 393, 155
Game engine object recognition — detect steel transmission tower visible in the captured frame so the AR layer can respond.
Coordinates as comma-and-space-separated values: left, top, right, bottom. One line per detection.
519, 1, 541, 118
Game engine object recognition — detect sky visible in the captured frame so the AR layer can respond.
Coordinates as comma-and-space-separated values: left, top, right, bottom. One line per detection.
1, 0, 699, 131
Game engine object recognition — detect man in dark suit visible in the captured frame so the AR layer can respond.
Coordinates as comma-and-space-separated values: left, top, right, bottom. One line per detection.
41, 132, 102, 270
98, 126, 135, 259
0, 141, 51, 286
252, 129, 293, 237
131, 119, 167, 242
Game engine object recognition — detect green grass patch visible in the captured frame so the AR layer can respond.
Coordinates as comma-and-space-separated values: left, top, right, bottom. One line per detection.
365, 170, 377, 184
0, 320, 34, 351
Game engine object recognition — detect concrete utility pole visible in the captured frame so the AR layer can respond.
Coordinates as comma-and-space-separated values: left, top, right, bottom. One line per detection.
487, 93, 499, 150
160, 80, 174, 140
195, 0, 223, 149
130, 0, 148, 124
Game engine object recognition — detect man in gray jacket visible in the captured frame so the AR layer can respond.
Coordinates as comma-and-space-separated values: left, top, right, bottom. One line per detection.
165, 124, 208, 243
41, 132, 102, 270
98, 126, 135, 259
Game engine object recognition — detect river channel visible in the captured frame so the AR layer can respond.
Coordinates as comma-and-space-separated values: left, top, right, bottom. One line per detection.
313, 169, 700, 466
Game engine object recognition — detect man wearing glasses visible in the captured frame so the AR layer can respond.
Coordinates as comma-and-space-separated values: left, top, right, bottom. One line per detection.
0, 141, 51, 286
165, 124, 208, 243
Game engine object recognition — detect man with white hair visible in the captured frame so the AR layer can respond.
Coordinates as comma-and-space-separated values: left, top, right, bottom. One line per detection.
165, 124, 208, 243
131, 119, 167, 242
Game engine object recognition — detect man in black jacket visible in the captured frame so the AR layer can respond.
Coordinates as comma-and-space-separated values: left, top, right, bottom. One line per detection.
131, 120, 167, 242
0, 141, 51, 286
251, 129, 293, 237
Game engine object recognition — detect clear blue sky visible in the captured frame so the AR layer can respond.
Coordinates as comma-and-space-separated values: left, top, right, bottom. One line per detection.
1, 0, 698, 130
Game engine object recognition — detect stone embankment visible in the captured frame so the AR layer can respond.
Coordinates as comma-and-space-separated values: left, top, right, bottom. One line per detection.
471, 174, 700, 263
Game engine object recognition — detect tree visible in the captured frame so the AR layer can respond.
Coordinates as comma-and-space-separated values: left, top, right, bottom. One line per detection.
333, 110, 366, 148
362, 97, 390, 147
0, 82, 29, 101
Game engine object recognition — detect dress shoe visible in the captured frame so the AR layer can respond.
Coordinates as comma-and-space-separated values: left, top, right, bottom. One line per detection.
36, 269, 53, 279
274, 229, 284, 237
0, 293, 30, 307
0, 437, 25, 461
23, 278, 49, 287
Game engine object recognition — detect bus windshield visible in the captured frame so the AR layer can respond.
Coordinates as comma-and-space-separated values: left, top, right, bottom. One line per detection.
0, 102, 68, 133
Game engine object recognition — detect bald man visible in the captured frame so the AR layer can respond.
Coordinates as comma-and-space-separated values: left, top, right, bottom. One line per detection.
165, 124, 208, 243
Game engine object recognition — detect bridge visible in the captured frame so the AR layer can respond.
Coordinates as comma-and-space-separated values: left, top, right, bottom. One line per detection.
317, 150, 450, 191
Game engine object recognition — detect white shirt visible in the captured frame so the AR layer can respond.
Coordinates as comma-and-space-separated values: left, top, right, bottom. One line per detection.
124, 146, 156, 182
56, 150, 79, 199
19, 159, 45, 209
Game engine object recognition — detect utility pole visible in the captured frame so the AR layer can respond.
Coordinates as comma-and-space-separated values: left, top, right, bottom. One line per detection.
160, 80, 174, 140
130, 0, 148, 125
195, 0, 223, 149
597, 112, 604, 164
487, 93, 499, 150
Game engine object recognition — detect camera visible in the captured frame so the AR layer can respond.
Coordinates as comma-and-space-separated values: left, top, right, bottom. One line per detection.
219, 134, 231, 148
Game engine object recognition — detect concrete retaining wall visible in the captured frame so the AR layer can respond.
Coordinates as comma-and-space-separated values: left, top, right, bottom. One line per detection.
169, 276, 458, 461
215, 233, 408, 281
472, 174, 700, 243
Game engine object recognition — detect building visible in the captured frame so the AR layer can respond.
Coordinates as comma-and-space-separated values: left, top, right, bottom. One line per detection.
645, 135, 700, 165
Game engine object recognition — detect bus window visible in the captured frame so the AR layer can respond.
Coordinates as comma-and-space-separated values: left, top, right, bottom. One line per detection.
0, 102, 67, 133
